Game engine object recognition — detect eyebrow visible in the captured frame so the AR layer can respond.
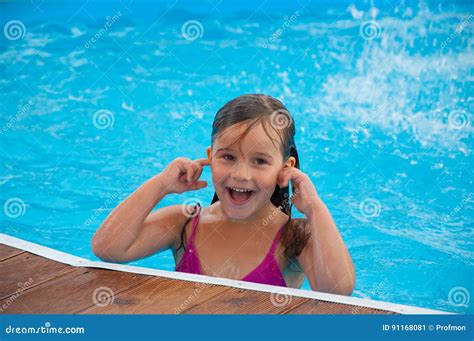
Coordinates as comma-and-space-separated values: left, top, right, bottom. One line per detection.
216, 148, 274, 160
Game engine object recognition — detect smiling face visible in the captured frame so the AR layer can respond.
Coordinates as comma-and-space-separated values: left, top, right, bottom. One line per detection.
206, 120, 296, 223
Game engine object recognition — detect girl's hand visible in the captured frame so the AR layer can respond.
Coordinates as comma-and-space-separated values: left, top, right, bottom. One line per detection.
159, 157, 210, 194
277, 167, 325, 217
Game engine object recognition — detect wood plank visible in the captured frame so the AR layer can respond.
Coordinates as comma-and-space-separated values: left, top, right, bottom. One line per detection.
0, 244, 25, 261
0, 252, 77, 300
181, 287, 310, 314
0, 244, 401, 315
0, 267, 153, 314
80, 277, 232, 314
285, 300, 397, 314
0, 269, 84, 314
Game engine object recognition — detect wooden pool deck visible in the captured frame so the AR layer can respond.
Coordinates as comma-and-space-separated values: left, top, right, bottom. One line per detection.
0, 235, 449, 315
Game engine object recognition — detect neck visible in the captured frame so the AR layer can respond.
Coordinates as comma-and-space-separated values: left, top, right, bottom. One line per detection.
214, 200, 279, 226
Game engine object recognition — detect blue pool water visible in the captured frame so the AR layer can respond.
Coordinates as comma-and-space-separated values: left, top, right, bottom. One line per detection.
1, 0, 472, 314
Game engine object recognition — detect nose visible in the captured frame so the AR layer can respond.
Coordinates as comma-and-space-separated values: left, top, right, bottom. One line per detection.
231, 161, 252, 182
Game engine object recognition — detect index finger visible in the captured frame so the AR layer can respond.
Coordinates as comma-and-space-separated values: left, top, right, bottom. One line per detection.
281, 167, 299, 187
194, 158, 211, 166
281, 165, 297, 176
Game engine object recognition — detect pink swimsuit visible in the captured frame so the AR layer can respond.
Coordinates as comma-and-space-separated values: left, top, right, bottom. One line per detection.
175, 204, 287, 287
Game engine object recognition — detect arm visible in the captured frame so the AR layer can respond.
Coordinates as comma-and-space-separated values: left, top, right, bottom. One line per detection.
278, 167, 355, 295
297, 200, 355, 295
91, 157, 209, 263
91, 174, 185, 263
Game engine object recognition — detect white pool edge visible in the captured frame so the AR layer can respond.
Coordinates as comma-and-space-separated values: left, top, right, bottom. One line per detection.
0, 233, 454, 315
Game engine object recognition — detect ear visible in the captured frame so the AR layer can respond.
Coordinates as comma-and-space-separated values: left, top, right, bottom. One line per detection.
285, 156, 296, 169
206, 146, 212, 165
277, 156, 296, 187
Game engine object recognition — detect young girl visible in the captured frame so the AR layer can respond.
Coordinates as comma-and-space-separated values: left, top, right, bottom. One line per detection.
92, 94, 355, 294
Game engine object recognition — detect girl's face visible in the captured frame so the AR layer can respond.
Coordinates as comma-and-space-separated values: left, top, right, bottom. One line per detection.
206, 121, 296, 222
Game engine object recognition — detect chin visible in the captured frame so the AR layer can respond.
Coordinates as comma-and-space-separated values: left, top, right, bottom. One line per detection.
215, 191, 256, 221
218, 201, 248, 219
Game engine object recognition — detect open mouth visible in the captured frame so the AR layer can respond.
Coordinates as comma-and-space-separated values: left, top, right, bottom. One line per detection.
226, 186, 255, 206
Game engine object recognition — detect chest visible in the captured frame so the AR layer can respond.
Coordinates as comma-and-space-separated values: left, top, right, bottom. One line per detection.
174, 221, 304, 287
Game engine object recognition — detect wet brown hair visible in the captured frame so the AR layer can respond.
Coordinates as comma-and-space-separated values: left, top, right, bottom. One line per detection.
210, 94, 311, 261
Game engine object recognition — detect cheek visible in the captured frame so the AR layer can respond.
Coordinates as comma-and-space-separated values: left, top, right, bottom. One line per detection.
256, 170, 279, 188
210, 162, 227, 183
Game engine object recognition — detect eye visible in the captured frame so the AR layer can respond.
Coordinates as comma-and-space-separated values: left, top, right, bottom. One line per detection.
222, 154, 234, 161
255, 158, 267, 165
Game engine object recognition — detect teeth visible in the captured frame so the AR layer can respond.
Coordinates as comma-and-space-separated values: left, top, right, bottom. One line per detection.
230, 187, 252, 193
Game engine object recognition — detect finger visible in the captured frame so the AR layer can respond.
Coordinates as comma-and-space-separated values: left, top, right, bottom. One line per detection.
192, 163, 205, 183
291, 170, 308, 186
180, 161, 194, 183
177, 162, 190, 182
187, 162, 198, 182
190, 158, 209, 183
278, 168, 291, 187
195, 158, 211, 167
176, 157, 190, 175
283, 172, 292, 187
189, 180, 207, 191
282, 167, 298, 187
277, 170, 286, 187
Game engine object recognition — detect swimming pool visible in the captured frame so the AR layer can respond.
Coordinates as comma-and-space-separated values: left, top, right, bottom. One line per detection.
1, 0, 472, 314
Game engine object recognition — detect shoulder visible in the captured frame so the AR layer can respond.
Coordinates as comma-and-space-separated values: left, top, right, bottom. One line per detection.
144, 203, 201, 248
150, 203, 198, 225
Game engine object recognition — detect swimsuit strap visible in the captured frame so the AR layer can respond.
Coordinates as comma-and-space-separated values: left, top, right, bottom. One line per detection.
267, 221, 286, 257
187, 203, 202, 245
